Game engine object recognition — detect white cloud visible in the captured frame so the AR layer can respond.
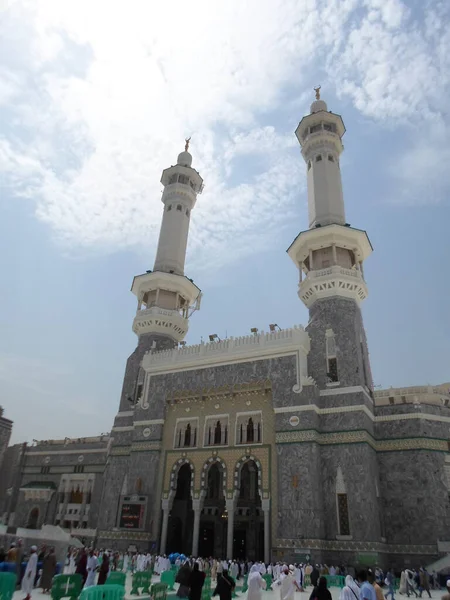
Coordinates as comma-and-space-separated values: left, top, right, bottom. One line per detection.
0, 0, 449, 267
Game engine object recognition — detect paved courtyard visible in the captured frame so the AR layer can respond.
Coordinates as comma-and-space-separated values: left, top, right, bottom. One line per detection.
11, 574, 447, 600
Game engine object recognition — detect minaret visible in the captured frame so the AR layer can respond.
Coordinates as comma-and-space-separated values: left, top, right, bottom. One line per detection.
131, 138, 202, 345
118, 140, 203, 411
287, 88, 373, 390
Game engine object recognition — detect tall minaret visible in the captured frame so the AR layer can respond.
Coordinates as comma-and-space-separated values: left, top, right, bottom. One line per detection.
118, 140, 203, 411
287, 88, 374, 390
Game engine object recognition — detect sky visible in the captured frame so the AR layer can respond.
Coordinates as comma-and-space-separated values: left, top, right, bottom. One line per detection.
1, 0, 449, 444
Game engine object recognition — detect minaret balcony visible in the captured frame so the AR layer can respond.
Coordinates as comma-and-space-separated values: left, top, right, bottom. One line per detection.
132, 306, 189, 341
299, 265, 368, 308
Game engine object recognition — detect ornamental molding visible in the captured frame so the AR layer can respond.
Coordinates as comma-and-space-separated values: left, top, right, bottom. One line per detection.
276, 428, 449, 452
26, 448, 107, 456
299, 267, 368, 308
21, 488, 55, 502
273, 537, 437, 555
132, 307, 188, 341
168, 380, 272, 404
131, 441, 161, 452
97, 530, 153, 542
109, 446, 131, 456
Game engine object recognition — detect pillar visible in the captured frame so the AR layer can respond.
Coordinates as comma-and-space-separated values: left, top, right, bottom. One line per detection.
261, 499, 271, 564
192, 497, 204, 557
226, 498, 235, 560
332, 243, 337, 265
309, 249, 314, 270
160, 498, 171, 555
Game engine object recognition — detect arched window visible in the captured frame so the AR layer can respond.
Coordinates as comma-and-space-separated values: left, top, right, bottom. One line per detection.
247, 418, 254, 443
169, 174, 177, 184
184, 423, 191, 447
307, 161, 311, 171
326, 329, 339, 383
214, 421, 222, 445
176, 204, 182, 211
27, 507, 39, 529
316, 154, 322, 162
167, 204, 172, 211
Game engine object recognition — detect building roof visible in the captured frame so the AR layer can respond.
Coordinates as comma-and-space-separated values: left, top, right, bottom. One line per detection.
21, 481, 57, 490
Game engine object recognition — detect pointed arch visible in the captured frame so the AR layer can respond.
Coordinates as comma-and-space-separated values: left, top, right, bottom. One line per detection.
200, 456, 227, 495
169, 458, 195, 498
233, 455, 262, 495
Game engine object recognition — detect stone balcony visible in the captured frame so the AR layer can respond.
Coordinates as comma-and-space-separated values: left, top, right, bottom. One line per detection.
132, 306, 189, 340
299, 265, 368, 307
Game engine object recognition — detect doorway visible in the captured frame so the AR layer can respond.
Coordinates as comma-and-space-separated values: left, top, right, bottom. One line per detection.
198, 524, 215, 557
233, 528, 246, 560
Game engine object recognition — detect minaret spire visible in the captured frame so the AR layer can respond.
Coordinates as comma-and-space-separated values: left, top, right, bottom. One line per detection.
287, 88, 372, 308
130, 141, 203, 346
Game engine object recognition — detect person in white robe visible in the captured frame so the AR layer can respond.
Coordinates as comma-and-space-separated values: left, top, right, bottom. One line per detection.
294, 565, 304, 592
329, 566, 336, 577
339, 575, 360, 600
268, 565, 273, 576
399, 571, 407, 595
123, 553, 129, 573
247, 564, 266, 600
274, 566, 301, 600
85, 551, 99, 587
273, 564, 281, 580
22, 546, 38, 600
259, 563, 267, 575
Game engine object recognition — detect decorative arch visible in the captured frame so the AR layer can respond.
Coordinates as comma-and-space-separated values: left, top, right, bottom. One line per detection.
233, 455, 262, 494
27, 507, 39, 529
169, 458, 195, 497
200, 456, 227, 495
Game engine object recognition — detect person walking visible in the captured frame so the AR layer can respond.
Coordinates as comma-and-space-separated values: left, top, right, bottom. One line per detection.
385, 569, 396, 600
98, 552, 110, 585
189, 562, 206, 600
21, 546, 38, 600
213, 569, 236, 600
40, 547, 57, 593
340, 575, 360, 600
309, 576, 332, 600
75, 549, 88, 586
85, 550, 98, 588
419, 569, 431, 599
247, 564, 266, 600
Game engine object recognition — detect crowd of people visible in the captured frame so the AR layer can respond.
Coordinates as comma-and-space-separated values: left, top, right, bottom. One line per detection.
0, 542, 446, 600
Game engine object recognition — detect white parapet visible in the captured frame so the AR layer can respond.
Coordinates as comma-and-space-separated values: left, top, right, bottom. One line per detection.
141, 325, 311, 391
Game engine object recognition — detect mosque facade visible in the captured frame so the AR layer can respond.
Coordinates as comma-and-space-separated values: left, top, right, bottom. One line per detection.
2, 92, 450, 568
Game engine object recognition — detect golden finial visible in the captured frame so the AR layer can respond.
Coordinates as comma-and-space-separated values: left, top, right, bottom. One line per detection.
314, 85, 321, 100
185, 137, 191, 152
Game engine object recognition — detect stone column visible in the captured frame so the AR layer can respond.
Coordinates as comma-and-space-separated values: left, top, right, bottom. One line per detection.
332, 243, 337, 265
226, 498, 235, 560
261, 499, 271, 564
160, 498, 171, 555
309, 249, 314, 270
192, 497, 204, 557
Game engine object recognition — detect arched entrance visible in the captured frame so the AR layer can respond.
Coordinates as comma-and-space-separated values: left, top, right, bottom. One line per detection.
199, 462, 226, 558
27, 507, 39, 529
235, 459, 263, 560
166, 463, 193, 554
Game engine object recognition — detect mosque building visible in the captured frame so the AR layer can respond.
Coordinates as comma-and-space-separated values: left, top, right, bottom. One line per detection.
2, 90, 450, 568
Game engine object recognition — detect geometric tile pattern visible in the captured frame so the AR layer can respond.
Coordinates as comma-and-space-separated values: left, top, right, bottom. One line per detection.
273, 537, 438, 555
276, 429, 449, 452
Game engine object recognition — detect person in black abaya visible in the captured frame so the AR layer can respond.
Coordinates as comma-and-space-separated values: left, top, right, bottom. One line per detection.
177, 560, 192, 598
213, 569, 235, 600
189, 563, 206, 600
